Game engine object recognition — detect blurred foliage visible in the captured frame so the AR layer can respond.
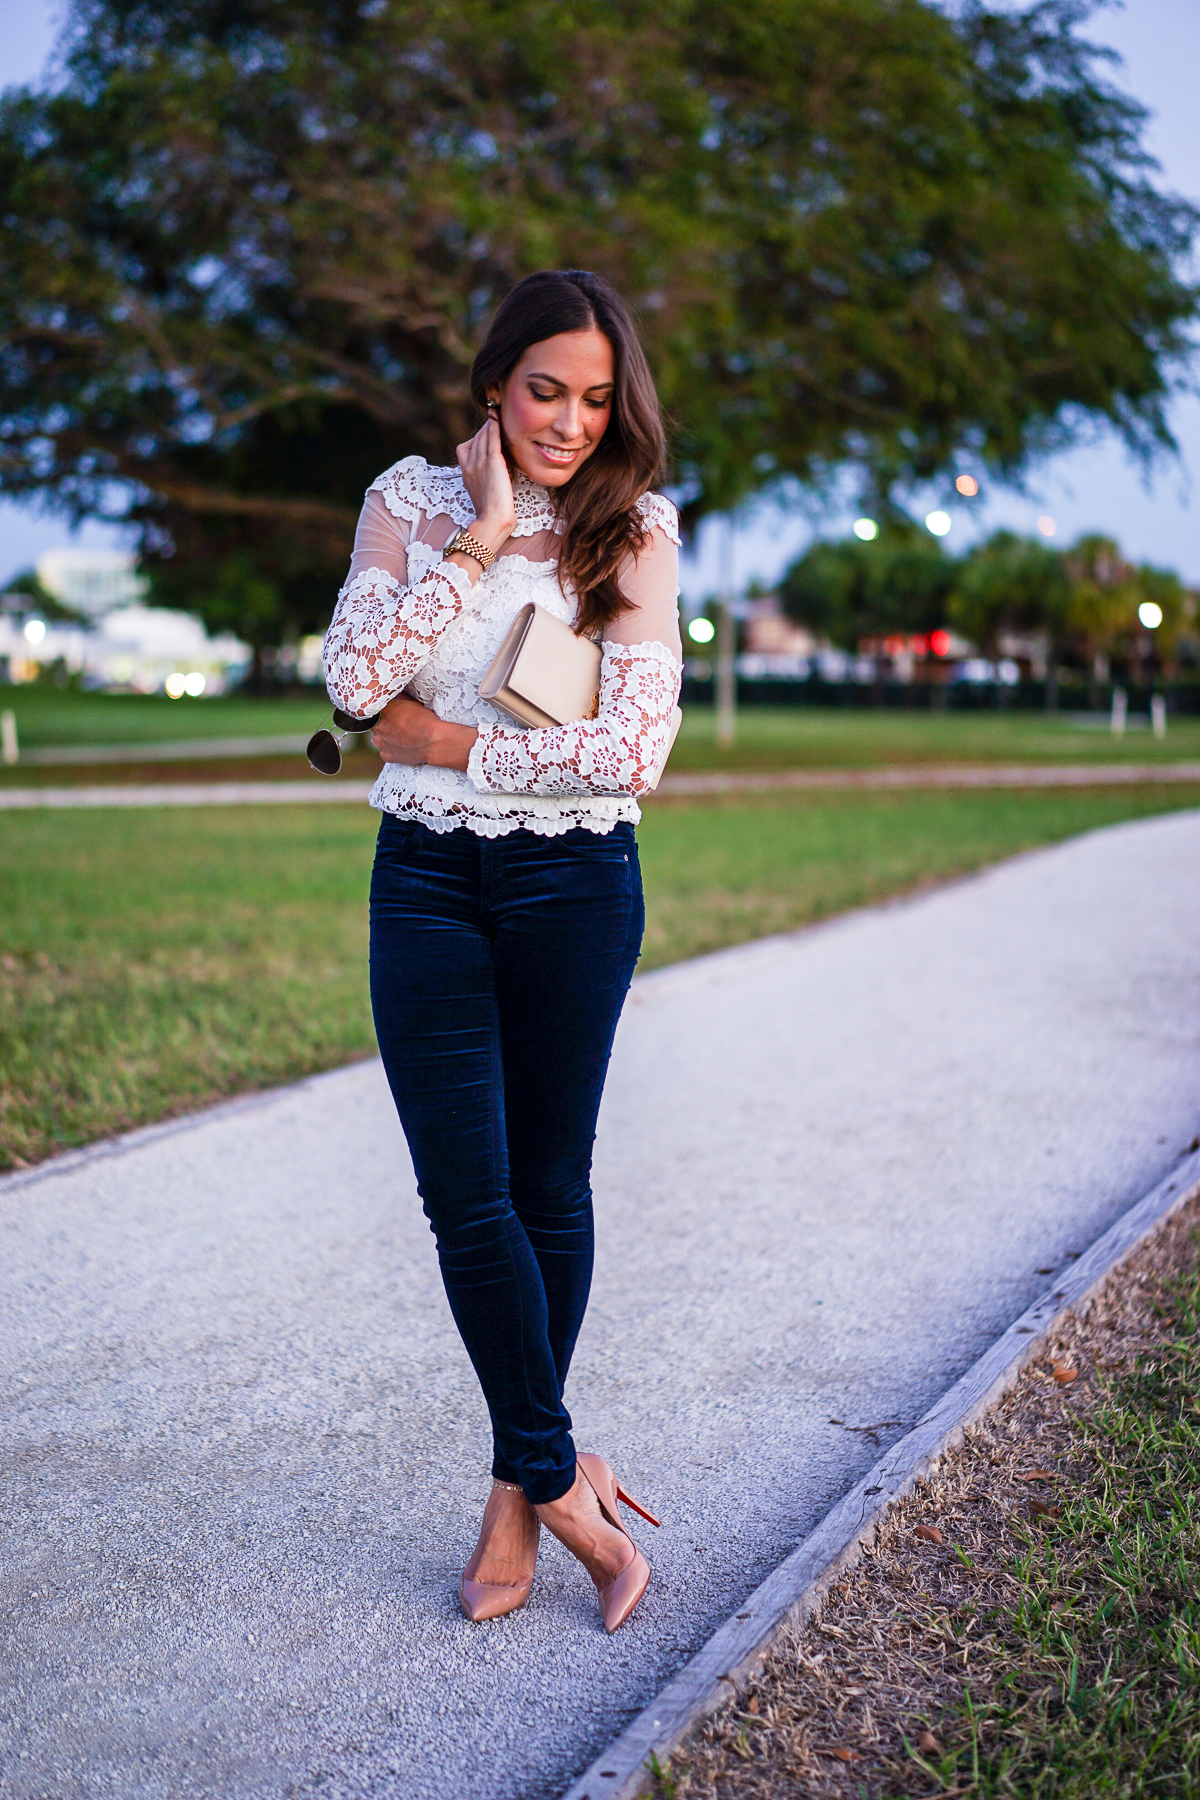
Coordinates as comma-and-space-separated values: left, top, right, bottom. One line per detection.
783, 524, 1199, 676
0, 0, 1196, 649
0, 567, 87, 624
948, 530, 1071, 657
779, 527, 957, 646
1060, 534, 1138, 694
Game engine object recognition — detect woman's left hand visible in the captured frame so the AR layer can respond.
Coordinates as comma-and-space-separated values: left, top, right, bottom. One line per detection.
372, 695, 477, 771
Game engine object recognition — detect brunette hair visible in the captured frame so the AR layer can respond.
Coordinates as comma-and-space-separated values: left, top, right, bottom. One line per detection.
469, 270, 666, 636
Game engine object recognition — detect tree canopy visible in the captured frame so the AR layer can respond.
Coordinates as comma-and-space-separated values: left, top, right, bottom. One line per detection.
1, 0, 1195, 650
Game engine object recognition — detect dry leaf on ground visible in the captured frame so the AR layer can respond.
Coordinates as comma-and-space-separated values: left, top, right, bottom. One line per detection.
655, 1191, 1200, 1800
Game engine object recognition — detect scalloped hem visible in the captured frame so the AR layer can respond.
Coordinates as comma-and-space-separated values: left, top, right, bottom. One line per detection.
368, 800, 639, 838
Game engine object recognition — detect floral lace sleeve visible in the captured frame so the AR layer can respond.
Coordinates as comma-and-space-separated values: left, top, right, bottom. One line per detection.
322, 471, 472, 718
323, 561, 472, 718
466, 639, 682, 798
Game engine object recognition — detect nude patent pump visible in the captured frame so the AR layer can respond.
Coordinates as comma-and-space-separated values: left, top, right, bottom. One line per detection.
575, 1452, 660, 1634
459, 1482, 540, 1623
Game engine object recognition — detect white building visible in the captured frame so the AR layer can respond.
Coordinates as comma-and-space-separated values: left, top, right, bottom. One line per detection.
2, 549, 250, 694
36, 547, 147, 617
81, 604, 251, 694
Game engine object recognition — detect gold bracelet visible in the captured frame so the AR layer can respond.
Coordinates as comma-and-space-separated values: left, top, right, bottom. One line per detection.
443, 526, 496, 572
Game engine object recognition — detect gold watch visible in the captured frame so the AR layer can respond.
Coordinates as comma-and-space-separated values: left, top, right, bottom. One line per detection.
443, 526, 497, 572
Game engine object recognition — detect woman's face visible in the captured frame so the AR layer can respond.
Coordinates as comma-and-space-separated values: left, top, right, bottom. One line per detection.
489, 328, 615, 488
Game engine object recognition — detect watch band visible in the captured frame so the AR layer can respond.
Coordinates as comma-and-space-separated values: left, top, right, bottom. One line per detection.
443, 526, 497, 572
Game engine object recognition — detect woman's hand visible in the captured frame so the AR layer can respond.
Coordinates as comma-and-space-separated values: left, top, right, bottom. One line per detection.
372, 694, 478, 772
456, 415, 516, 549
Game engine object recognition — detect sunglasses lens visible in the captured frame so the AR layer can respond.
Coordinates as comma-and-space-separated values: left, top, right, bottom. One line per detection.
331, 706, 381, 734
306, 729, 342, 775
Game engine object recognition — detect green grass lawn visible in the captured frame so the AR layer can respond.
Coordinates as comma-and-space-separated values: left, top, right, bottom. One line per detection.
666, 702, 1200, 770
6, 687, 1200, 766
2, 686, 331, 747
3, 783, 1199, 1169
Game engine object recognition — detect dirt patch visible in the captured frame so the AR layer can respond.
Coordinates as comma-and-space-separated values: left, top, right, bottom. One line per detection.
651, 1188, 1200, 1798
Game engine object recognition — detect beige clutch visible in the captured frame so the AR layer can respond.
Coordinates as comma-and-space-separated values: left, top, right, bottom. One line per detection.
479, 603, 602, 729
478, 601, 681, 788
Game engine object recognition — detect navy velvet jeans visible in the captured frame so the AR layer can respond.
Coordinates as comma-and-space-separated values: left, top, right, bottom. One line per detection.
369, 814, 644, 1504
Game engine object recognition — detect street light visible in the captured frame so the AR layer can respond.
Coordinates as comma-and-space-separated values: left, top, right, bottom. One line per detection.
688, 617, 715, 644
1138, 601, 1163, 629
853, 518, 878, 541
23, 618, 46, 644
715, 514, 736, 749
925, 511, 951, 537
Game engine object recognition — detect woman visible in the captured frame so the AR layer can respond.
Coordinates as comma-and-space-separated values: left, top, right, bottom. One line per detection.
323, 269, 682, 1634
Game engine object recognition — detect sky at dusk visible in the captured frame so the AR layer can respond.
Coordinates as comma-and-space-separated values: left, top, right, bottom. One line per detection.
1, 0, 1197, 602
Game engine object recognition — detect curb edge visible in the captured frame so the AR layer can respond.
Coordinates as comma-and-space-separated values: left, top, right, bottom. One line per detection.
560, 1144, 1200, 1800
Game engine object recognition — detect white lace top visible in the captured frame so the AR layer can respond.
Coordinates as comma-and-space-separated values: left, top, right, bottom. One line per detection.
322, 456, 684, 837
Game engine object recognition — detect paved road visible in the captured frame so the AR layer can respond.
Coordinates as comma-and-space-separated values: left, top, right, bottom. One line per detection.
2, 760, 1199, 807
16, 735, 314, 766
3, 810, 1199, 1800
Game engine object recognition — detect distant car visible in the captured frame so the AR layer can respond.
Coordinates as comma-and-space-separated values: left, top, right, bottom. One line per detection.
949, 657, 1020, 686
949, 657, 994, 685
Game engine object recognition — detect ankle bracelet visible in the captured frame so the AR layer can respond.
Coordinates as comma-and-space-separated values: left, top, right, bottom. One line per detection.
493, 1479, 525, 1493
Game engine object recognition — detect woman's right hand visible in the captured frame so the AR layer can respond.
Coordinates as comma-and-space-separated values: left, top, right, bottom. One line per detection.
456, 415, 516, 549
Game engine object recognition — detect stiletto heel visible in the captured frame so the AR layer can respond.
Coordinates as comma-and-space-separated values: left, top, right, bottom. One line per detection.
615, 1483, 660, 1529
575, 1452, 658, 1633
459, 1481, 540, 1623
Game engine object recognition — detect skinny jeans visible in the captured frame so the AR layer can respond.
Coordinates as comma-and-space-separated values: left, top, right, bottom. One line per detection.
369, 814, 644, 1504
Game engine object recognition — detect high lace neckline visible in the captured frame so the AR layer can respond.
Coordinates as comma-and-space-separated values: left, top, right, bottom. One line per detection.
510, 471, 562, 538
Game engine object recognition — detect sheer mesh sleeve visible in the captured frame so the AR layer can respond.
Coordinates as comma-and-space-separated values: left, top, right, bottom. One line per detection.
466, 522, 683, 798
322, 486, 471, 719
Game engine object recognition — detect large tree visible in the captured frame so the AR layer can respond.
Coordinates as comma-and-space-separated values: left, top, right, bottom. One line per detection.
0, 0, 1195, 652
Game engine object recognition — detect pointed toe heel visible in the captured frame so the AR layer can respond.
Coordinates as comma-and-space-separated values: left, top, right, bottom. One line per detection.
597, 1545, 651, 1634
576, 1452, 660, 1634
459, 1569, 533, 1623
459, 1481, 540, 1623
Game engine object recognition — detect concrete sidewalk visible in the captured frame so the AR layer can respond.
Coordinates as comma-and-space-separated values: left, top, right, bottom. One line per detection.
2, 810, 1199, 1800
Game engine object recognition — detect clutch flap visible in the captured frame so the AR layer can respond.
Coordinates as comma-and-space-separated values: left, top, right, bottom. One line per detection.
478, 603, 536, 706
508, 605, 602, 725
478, 602, 601, 729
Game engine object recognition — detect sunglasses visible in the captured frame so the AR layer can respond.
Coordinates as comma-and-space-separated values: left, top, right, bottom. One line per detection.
306, 706, 382, 776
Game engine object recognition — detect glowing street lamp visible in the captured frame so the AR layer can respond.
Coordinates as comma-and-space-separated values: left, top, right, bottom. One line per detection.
925, 510, 951, 537
1138, 601, 1163, 630
853, 518, 878, 541
955, 474, 979, 497
688, 616, 715, 644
